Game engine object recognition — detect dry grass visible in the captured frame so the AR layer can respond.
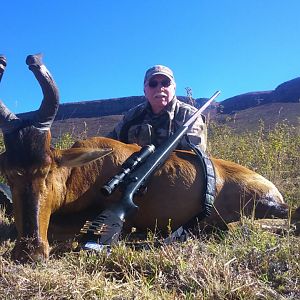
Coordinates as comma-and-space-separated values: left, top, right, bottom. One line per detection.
0, 226, 299, 299
0, 121, 299, 299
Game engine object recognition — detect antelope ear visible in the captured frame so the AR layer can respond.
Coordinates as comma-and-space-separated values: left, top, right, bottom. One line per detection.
55, 148, 113, 167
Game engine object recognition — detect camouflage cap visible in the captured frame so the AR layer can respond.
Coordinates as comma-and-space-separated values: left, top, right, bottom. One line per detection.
144, 65, 175, 83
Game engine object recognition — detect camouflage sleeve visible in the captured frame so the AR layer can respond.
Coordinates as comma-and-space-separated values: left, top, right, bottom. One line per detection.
183, 113, 207, 151
106, 102, 147, 141
177, 103, 207, 151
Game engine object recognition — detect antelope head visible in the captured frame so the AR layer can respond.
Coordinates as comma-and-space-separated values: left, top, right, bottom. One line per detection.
0, 55, 111, 261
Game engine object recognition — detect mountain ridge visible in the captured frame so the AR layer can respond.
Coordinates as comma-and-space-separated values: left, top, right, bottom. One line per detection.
17, 76, 300, 121
17, 76, 300, 139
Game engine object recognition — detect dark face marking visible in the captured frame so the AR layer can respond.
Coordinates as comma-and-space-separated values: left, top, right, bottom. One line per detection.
2, 126, 53, 237
3, 126, 52, 169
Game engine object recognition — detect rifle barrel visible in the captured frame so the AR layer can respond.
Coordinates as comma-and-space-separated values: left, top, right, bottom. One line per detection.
184, 90, 220, 127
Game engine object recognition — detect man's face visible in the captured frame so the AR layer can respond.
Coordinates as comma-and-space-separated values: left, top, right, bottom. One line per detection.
144, 74, 176, 114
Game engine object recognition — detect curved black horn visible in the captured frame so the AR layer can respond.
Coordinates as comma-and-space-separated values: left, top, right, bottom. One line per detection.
26, 54, 59, 130
0, 56, 22, 134
0, 55, 7, 83
0, 101, 22, 134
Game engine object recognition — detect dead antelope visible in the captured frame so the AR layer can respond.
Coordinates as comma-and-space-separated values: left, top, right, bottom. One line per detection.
0, 54, 295, 262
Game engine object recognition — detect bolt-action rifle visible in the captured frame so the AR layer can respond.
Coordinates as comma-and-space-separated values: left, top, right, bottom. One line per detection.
80, 90, 221, 251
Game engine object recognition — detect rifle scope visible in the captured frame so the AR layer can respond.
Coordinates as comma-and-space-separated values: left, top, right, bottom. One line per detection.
101, 144, 155, 196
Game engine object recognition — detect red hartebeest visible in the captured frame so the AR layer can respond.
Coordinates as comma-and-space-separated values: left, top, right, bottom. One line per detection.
0, 55, 296, 262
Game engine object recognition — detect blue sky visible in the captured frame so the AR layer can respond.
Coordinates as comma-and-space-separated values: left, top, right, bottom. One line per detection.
1, 0, 299, 113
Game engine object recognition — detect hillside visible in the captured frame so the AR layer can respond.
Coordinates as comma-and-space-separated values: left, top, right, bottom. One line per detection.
50, 102, 300, 141
51, 115, 123, 140
215, 102, 300, 133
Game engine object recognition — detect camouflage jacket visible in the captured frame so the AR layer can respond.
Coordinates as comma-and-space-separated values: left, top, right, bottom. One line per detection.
107, 97, 207, 151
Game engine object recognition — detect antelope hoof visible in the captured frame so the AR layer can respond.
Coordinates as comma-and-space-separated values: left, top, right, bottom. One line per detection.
12, 239, 49, 263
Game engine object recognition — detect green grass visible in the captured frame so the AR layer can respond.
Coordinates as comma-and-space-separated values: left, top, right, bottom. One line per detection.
208, 120, 300, 208
0, 121, 299, 299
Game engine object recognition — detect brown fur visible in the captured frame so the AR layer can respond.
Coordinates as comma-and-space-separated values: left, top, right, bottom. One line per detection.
1, 134, 290, 261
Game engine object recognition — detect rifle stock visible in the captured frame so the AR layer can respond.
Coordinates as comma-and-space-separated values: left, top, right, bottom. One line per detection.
80, 90, 220, 250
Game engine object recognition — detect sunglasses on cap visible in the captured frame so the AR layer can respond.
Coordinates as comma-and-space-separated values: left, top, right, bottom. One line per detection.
148, 79, 172, 88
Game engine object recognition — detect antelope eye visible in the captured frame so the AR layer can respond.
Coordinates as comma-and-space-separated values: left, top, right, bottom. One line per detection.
16, 169, 25, 176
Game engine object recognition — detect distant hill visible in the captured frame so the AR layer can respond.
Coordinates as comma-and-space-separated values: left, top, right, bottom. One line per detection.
18, 76, 300, 139
219, 77, 300, 114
